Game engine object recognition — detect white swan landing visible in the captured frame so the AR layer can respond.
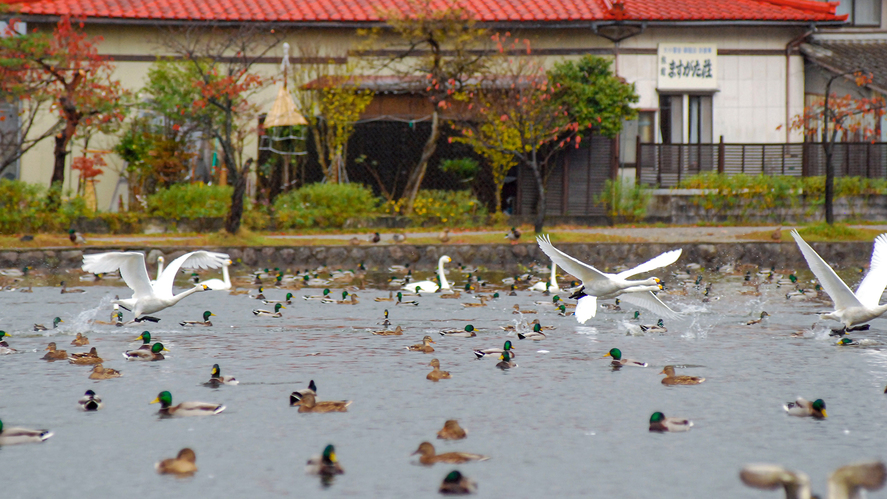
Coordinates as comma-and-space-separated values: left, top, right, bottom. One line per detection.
536, 235, 681, 323
403, 255, 451, 293
791, 230, 887, 329
82, 251, 229, 319
199, 259, 232, 290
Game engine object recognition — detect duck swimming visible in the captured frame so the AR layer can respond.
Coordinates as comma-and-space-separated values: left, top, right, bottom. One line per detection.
412, 442, 489, 465
407, 336, 436, 353
440, 325, 477, 338
604, 348, 647, 367
437, 420, 467, 440
427, 358, 452, 381
89, 364, 122, 380
306, 444, 344, 476
517, 323, 546, 340
648, 411, 693, 432
34, 317, 63, 331
124, 342, 167, 361
474, 340, 515, 360
253, 303, 285, 317
71, 333, 89, 346
289, 380, 318, 406
180, 310, 215, 327
660, 365, 705, 385
155, 448, 198, 476
151, 391, 225, 417
297, 392, 351, 413
42, 342, 67, 361
205, 364, 238, 386
78, 390, 103, 411
0, 419, 53, 445
439, 470, 477, 495
69, 347, 103, 365
496, 351, 516, 369
784, 397, 826, 418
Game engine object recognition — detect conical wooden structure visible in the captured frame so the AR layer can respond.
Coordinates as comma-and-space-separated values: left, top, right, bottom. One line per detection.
264, 43, 307, 127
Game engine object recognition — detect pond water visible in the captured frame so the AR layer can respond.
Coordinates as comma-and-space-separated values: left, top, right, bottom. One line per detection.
2, 267, 887, 499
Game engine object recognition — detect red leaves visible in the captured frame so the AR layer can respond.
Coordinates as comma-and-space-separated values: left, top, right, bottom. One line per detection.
71, 154, 105, 180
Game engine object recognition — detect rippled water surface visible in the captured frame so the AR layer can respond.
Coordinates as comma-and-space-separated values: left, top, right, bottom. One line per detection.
3, 268, 887, 499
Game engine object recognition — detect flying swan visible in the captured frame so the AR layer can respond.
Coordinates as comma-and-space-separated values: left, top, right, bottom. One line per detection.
791, 229, 887, 331
536, 235, 681, 323
82, 251, 229, 321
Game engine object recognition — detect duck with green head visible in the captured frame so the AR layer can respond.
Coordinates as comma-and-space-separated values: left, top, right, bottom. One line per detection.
440, 325, 477, 337
518, 323, 546, 340
263, 292, 294, 305
124, 342, 167, 361
180, 311, 215, 327
557, 304, 573, 317
205, 363, 238, 386
252, 303, 285, 317
640, 319, 667, 333
474, 340, 515, 360
837, 337, 860, 346
306, 444, 344, 476
0, 330, 11, 348
303, 288, 330, 300
603, 348, 647, 367
745, 311, 769, 326
396, 291, 419, 306
496, 351, 516, 369
34, 317, 63, 331
439, 470, 477, 494
0, 418, 53, 445
336, 290, 358, 305
784, 397, 826, 419
134, 331, 154, 350
648, 411, 693, 432
151, 391, 225, 417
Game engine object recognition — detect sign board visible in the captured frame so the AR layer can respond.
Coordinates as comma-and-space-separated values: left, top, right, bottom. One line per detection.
657, 43, 717, 90
0, 21, 27, 37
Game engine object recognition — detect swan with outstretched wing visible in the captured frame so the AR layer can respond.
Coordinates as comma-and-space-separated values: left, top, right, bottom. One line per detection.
82, 251, 228, 320
536, 235, 681, 323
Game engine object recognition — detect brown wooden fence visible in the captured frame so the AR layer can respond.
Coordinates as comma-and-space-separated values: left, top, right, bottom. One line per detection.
636, 138, 887, 187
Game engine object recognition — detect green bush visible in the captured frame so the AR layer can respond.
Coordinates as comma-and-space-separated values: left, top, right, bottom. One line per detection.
146, 183, 232, 219
385, 189, 488, 226
594, 178, 651, 222
273, 183, 379, 229
0, 180, 92, 233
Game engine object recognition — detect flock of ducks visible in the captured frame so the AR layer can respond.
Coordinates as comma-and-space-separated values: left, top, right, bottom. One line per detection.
3, 228, 887, 496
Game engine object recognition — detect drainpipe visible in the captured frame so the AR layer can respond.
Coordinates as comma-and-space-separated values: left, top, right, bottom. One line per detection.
785, 26, 817, 142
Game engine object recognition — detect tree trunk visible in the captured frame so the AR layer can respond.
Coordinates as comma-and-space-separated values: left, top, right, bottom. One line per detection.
49, 130, 73, 207
402, 109, 440, 215
528, 159, 546, 233
226, 158, 253, 234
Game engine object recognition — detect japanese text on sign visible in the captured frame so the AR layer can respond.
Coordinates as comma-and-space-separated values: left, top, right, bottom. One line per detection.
657, 44, 717, 90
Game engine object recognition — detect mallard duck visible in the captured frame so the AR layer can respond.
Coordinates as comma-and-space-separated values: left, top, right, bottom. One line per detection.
461, 297, 487, 308
604, 348, 647, 367
740, 461, 887, 499
440, 325, 477, 338
648, 411, 693, 432
289, 380, 318, 406
437, 420, 467, 440
82, 250, 227, 321
71, 332, 89, 346
303, 288, 330, 301
407, 336, 436, 353
837, 338, 861, 346
396, 292, 419, 306
60, 281, 85, 294
155, 448, 198, 475
34, 317, 63, 331
601, 299, 622, 311
297, 392, 352, 413
512, 304, 536, 314
0, 419, 53, 445
151, 391, 224, 417
336, 291, 358, 305
474, 340, 515, 360
439, 470, 477, 495
0, 331, 14, 354
373, 325, 404, 336
69, 228, 86, 245
639, 319, 667, 333
205, 364, 238, 386
375, 291, 395, 302
746, 311, 769, 325
517, 323, 546, 340
369, 232, 381, 243
78, 390, 103, 411
440, 290, 461, 299
412, 442, 490, 466
124, 342, 167, 361
427, 358, 452, 381
42, 342, 67, 361
496, 351, 516, 369
660, 365, 705, 385
69, 347, 103, 365
264, 292, 294, 305
505, 227, 521, 244
306, 444, 344, 476
252, 286, 266, 300
392, 233, 407, 243
776, 274, 798, 286
93, 305, 123, 326
253, 303, 285, 317
784, 397, 827, 419
180, 311, 215, 327
132, 331, 155, 350
528, 319, 555, 330
557, 305, 574, 317
89, 364, 121, 380
19, 286, 32, 293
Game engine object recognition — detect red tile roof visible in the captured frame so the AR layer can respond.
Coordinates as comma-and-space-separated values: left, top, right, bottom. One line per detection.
8, 0, 845, 24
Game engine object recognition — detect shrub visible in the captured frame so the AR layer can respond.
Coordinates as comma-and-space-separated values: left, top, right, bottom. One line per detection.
385, 189, 487, 226
440, 158, 479, 182
145, 183, 232, 219
273, 183, 379, 229
594, 178, 651, 222
0, 180, 92, 233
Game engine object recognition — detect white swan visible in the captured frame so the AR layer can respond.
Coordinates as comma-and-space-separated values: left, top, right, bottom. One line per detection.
791, 230, 887, 330
403, 255, 451, 293
82, 250, 228, 320
529, 264, 560, 292
199, 259, 232, 290
149, 256, 165, 286
536, 235, 681, 323
740, 461, 885, 499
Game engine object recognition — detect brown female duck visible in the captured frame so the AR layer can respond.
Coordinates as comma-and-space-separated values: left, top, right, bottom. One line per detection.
427, 359, 452, 381
412, 442, 489, 466
660, 365, 705, 385
297, 392, 352, 413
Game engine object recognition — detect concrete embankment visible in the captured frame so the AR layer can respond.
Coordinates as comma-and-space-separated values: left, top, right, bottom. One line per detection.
2, 241, 872, 272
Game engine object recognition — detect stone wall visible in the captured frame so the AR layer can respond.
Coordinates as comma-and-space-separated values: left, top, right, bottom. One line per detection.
2, 241, 873, 272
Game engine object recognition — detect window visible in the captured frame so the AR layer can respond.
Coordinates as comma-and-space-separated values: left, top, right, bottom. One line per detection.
658, 94, 712, 144
836, 0, 881, 27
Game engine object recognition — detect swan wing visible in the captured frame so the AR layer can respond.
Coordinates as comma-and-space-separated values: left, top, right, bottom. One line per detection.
536, 235, 610, 283
790, 230, 862, 310
82, 252, 153, 299
616, 249, 683, 279
854, 234, 887, 308
618, 290, 680, 319
740, 464, 810, 493
156, 251, 229, 298
574, 295, 597, 324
